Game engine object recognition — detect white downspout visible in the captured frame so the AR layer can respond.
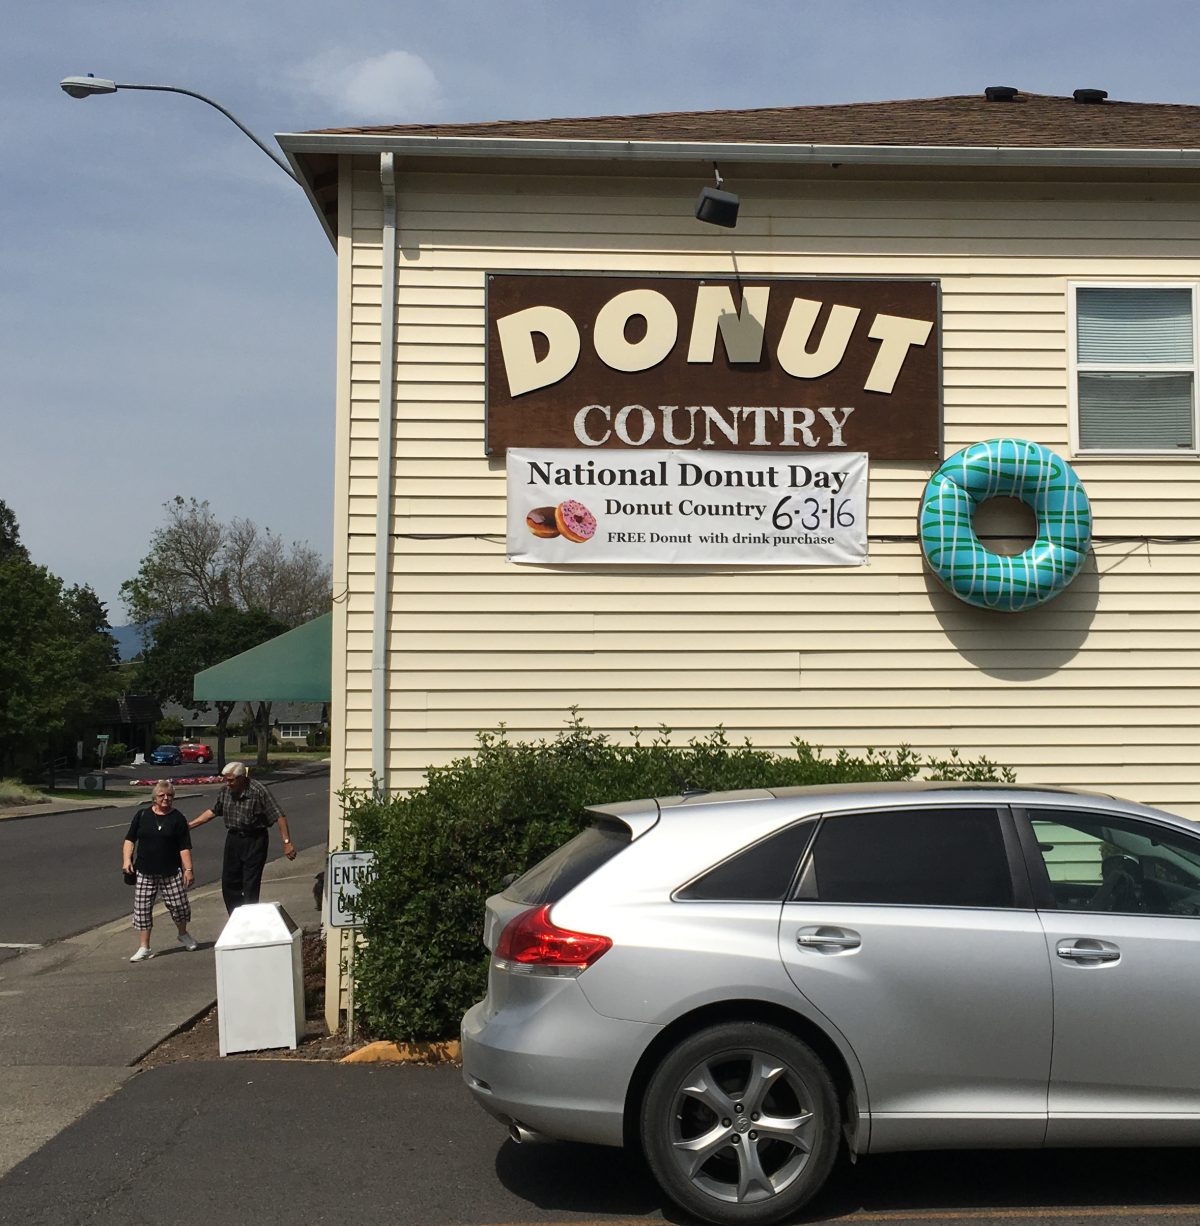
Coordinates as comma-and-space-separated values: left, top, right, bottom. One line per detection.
372, 153, 398, 795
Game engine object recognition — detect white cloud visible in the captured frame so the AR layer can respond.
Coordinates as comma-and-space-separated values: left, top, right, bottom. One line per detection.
290, 48, 445, 121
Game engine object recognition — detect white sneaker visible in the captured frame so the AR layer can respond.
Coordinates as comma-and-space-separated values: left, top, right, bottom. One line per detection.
129, 947, 155, 962
177, 932, 198, 952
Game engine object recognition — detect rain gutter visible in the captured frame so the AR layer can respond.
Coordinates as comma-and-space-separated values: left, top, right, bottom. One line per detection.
278, 133, 1200, 172
372, 152, 397, 796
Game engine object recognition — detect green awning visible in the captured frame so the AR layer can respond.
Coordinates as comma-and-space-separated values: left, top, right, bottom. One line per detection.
193, 613, 331, 701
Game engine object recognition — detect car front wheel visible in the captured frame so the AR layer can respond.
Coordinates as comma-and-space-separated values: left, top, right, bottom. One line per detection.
640, 1021, 840, 1226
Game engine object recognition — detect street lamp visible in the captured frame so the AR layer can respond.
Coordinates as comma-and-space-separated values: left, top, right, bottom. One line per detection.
59, 74, 301, 185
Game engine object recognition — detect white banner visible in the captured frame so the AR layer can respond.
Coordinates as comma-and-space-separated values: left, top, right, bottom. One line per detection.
507, 449, 868, 566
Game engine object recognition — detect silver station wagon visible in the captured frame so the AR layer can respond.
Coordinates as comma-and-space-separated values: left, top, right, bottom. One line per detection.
461, 782, 1200, 1225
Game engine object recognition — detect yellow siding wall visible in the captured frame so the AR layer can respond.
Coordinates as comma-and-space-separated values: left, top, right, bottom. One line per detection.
331, 163, 1200, 824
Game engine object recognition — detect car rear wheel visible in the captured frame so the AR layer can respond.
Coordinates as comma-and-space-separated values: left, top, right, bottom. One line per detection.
640, 1021, 840, 1226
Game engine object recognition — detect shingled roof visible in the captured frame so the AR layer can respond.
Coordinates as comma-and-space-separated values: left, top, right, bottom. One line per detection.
306, 92, 1200, 150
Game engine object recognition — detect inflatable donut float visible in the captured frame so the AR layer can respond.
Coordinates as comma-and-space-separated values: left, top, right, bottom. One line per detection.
919, 438, 1091, 612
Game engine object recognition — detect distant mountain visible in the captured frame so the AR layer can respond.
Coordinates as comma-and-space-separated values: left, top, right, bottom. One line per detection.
110, 623, 151, 662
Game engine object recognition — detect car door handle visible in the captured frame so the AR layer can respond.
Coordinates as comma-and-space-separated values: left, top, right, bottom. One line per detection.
1056, 938, 1120, 964
796, 926, 861, 952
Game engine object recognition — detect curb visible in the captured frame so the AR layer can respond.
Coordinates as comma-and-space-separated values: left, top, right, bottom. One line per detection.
0, 763, 329, 822
340, 1040, 461, 1065
0, 789, 199, 818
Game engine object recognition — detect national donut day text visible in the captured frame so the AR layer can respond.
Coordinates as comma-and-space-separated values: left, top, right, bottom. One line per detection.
524, 457, 850, 494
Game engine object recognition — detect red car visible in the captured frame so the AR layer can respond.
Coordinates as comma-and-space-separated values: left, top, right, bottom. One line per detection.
178, 741, 213, 764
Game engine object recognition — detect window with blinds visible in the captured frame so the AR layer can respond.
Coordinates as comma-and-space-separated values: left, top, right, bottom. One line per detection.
1074, 285, 1197, 451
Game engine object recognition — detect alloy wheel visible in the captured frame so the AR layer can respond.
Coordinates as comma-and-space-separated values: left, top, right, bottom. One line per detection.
642, 1022, 839, 1225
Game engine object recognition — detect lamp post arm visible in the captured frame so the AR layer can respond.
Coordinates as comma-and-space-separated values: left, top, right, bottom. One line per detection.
115, 82, 301, 184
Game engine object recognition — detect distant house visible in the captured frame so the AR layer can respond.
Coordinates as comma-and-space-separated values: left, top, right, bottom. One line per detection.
159, 701, 328, 746
159, 702, 225, 742
246, 702, 329, 747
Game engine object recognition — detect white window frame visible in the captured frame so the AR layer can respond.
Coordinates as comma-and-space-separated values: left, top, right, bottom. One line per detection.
278, 723, 309, 740
1068, 280, 1200, 456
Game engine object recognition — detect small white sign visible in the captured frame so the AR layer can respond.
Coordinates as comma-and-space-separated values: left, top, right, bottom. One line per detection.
327, 851, 377, 929
507, 448, 868, 567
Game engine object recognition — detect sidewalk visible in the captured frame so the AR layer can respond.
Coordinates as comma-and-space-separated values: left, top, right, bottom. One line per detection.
0, 841, 326, 1179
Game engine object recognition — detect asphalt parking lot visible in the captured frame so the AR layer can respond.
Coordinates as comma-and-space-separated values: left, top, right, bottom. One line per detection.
3, 1059, 1200, 1226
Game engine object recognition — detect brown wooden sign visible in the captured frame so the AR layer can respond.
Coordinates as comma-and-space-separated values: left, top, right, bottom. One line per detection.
486, 274, 941, 460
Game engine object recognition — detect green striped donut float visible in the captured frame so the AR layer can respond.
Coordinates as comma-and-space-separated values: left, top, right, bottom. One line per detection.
919, 438, 1091, 613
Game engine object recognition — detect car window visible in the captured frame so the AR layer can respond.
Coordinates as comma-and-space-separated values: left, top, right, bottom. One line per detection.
677, 820, 815, 901
1029, 808, 1200, 917
795, 806, 1014, 908
504, 820, 631, 906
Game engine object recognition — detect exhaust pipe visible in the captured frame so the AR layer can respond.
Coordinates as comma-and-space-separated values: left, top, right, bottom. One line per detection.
508, 1120, 546, 1145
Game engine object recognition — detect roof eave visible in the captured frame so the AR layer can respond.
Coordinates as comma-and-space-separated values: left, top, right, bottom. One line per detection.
278, 131, 1200, 169
278, 132, 1200, 248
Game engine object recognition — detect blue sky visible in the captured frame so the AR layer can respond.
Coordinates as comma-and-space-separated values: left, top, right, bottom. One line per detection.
4, 0, 1199, 621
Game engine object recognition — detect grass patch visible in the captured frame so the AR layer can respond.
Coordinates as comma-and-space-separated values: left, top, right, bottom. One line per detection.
0, 778, 44, 807
38, 787, 140, 802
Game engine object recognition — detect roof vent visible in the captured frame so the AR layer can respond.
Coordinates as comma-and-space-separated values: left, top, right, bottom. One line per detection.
1073, 88, 1108, 104
984, 86, 1019, 102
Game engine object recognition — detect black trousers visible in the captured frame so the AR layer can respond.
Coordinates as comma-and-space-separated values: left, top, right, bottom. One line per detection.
222, 829, 270, 915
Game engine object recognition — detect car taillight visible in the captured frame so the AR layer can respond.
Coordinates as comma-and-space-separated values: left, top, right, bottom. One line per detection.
494, 905, 612, 975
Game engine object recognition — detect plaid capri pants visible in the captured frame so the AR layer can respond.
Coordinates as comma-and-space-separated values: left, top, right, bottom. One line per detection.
132, 871, 191, 931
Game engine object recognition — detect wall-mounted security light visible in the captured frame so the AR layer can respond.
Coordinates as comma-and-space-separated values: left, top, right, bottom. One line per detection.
694, 165, 739, 229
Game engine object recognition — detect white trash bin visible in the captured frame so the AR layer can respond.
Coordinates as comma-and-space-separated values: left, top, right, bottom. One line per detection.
214, 902, 305, 1056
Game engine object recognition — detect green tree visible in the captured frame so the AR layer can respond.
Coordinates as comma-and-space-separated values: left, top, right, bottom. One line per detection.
0, 502, 120, 775
0, 501, 28, 562
122, 498, 329, 766
121, 496, 330, 628
138, 607, 288, 769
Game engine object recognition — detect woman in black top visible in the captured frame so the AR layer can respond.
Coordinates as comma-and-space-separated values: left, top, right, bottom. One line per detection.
122, 780, 197, 961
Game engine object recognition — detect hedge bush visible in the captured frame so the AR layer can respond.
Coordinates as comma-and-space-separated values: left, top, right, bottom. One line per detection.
155, 717, 184, 743
343, 712, 1015, 1042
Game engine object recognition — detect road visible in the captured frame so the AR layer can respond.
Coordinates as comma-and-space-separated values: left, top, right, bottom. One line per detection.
2, 1060, 1200, 1226
0, 771, 330, 961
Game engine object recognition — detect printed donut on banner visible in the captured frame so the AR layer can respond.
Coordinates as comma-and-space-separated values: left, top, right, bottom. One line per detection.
919, 438, 1092, 612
